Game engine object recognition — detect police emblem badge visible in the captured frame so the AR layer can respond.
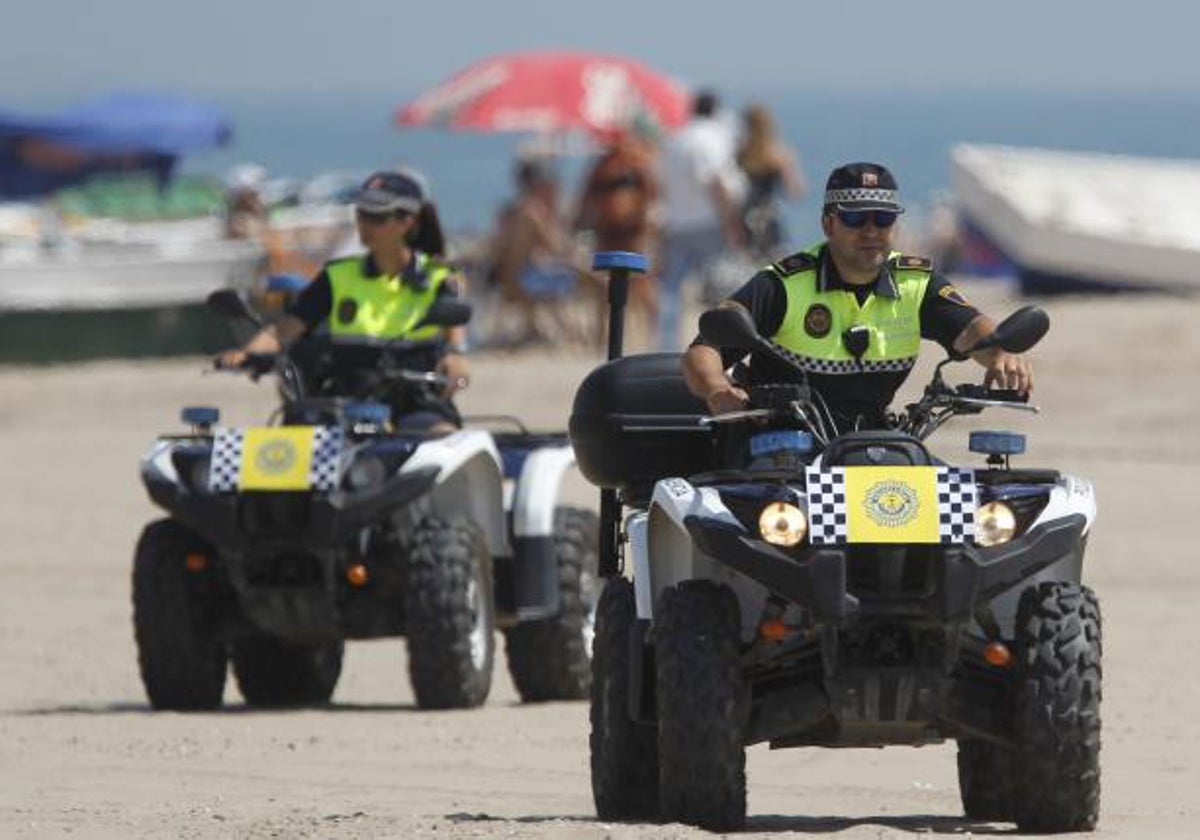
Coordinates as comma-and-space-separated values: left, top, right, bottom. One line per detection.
863, 479, 920, 528
337, 297, 359, 324
804, 304, 833, 338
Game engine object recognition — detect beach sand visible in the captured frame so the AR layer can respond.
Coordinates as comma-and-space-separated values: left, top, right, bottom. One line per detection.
2, 281, 1199, 838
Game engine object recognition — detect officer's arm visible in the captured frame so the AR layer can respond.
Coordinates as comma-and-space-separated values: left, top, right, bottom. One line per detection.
684, 343, 748, 414
217, 316, 306, 368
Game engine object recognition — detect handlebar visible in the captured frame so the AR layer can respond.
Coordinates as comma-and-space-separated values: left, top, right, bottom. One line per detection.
954, 383, 1028, 403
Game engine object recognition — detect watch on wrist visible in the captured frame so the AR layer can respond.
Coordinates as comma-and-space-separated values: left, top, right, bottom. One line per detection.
445, 341, 469, 355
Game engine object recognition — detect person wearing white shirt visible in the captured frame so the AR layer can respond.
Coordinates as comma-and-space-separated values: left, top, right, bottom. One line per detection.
655, 90, 746, 351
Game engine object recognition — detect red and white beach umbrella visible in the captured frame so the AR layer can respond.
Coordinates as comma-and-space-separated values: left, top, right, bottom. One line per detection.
396, 50, 690, 137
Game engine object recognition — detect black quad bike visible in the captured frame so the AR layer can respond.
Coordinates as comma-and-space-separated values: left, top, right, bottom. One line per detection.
571, 253, 1100, 833
133, 290, 598, 711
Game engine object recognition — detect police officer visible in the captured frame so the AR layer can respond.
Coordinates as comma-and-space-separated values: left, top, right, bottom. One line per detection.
219, 168, 470, 433
682, 162, 1032, 431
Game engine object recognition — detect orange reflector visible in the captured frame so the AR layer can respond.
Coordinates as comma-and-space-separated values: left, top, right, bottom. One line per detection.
983, 641, 1012, 668
759, 620, 788, 642
346, 564, 369, 587
184, 552, 208, 572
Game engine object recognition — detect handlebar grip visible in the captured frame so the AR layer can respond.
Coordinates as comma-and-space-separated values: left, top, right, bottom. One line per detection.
956, 383, 1027, 402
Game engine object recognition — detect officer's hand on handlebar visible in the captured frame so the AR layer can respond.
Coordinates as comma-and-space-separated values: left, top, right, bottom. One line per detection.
705, 384, 750, 415
214, 348, 247, 370
981, 350, 1033, 395
437, 352, 470, 399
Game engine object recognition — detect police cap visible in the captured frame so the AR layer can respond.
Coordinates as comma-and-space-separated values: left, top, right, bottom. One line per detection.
824, 162, 905, 213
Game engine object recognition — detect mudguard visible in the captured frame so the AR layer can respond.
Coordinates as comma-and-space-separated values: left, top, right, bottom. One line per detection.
639, 476, 768, 642
399, 429, 509, 558
511, 444, 575, 538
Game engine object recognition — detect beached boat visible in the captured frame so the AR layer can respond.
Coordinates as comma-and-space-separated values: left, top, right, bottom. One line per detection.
951, 143, 1200, 293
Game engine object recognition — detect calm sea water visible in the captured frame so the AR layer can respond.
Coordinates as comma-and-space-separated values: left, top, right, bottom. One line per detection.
187, 91, 1200, 244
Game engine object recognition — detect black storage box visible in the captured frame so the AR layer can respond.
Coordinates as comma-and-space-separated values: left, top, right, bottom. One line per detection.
569, 353, 713, 497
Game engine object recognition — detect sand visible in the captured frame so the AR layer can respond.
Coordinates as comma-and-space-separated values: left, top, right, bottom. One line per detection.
2, 281, 1199, 838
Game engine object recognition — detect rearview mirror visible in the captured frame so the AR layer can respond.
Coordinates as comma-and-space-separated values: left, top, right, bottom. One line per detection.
206, 289, 262, 327
698, 305, 760, 349
415, 298, 472, 329
968, 305, 1050, 355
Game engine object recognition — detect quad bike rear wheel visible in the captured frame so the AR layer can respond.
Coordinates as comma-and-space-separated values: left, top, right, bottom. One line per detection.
956, 738, 1015, 821
132, 519, 228, 710
590, 576, 659, 821
232, 636, 343, 707
505, 507, 600, 702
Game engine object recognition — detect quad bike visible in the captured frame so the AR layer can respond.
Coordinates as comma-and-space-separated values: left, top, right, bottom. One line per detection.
133, 289, 597, 711
572, 252, 1100, 833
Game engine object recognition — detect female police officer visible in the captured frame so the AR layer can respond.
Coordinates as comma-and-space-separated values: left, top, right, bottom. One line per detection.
218, 168, 470, 433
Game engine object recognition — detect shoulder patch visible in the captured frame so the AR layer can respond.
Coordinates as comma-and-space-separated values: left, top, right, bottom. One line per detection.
937, 284, 973, 307
772, 251, 818, 276
889, 254, 933, 272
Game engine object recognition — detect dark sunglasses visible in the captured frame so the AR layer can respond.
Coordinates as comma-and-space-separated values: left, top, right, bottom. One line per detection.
356, 209, 410, 225
837, 210, 899, 229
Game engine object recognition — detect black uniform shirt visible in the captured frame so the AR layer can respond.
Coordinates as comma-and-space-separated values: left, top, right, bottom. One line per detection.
693, 244, 981, 430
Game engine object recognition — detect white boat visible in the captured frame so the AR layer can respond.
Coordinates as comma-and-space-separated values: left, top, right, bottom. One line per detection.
950, 144, 1200, 293
0, 211, 264, 312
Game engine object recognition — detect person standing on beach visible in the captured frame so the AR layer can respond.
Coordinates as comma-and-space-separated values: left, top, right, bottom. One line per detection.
683, 162, 1032, 432
217, 168, 470, 433
656, 89, 747, 351
736, 103, 807, 259
575, 118, 660, 346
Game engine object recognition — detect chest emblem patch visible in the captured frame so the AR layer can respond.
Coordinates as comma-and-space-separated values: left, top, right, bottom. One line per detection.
863, 480, 920, 528
804, 304, 833, 338
336, 297, 359, 324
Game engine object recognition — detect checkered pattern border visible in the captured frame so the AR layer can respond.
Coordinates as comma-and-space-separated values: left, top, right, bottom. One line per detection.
208, 427, 244, 493
804, 466, 977, 545
937, 467, 976, 544
206, 426, 344, 493
796, 355, 917, 375
309, 427, 344, 491
824, 187, 900, 206
805, 466, 848, 544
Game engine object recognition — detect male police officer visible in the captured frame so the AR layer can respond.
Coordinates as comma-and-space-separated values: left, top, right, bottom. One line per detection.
219, 169, 469, 432
683, 162, 1032, 431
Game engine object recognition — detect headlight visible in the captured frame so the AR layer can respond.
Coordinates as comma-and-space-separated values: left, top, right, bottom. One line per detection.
976, 501, 1017, 547
344, 455, 385, 490
759, 501, 808, 547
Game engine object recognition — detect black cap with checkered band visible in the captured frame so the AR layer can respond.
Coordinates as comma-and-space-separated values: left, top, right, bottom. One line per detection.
823, 162, 905, 213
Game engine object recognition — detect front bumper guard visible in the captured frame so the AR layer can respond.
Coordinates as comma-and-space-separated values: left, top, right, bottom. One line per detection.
683, 513, 1087, 624
146, 466, 440, 553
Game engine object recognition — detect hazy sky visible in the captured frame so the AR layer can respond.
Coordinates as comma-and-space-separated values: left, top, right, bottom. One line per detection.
3, 0, 1197, 105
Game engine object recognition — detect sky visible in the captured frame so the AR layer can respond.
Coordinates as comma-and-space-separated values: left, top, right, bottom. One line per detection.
3, 0, 1198, 105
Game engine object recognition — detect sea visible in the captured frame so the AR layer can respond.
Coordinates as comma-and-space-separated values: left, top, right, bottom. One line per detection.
187, 90, 1200, 246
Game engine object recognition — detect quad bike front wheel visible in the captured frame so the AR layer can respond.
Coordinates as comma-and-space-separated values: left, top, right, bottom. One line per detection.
655, 580, 747, 832
505, 507, 601, 702
231, 636, 344, 707
590, 576, 659, 821
404, 514, 495, 709
1012, 581, 1102, 833
132, 518, 228, 710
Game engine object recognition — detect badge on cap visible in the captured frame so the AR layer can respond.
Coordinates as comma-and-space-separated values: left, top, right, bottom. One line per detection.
862, 172, 878, 187
804, 304, 833, 338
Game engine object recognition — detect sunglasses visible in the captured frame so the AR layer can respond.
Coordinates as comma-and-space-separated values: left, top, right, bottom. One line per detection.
836, 210, 899, 229
356, 209, 410, 225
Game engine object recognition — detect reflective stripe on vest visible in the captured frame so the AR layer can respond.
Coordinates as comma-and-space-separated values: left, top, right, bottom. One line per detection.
326, 252, 450, 343
772, 244, 931, 375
